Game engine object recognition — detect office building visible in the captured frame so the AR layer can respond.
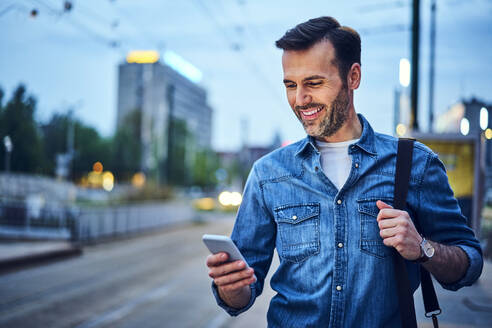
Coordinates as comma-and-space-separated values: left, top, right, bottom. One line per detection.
116, 51, 213, 184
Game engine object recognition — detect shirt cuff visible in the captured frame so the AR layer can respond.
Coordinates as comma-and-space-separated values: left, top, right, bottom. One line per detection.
440, 245, 483, 291
211, 281, 257, 316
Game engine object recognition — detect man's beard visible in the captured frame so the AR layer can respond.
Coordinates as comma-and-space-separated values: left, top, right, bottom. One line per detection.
295, 86, 350, 138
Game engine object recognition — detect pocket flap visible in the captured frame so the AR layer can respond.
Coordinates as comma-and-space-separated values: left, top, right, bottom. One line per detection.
274, 203, 320, 224
357, 197, 393, 217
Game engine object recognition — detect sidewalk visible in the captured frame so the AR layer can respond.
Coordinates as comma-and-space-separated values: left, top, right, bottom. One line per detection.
2, 241, 491, 327
221, 258, 492, 328
0, 240, 82, 273
414, 259, 492, 327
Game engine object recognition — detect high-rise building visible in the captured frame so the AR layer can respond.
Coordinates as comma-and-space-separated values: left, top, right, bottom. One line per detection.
116, 51, 213, 184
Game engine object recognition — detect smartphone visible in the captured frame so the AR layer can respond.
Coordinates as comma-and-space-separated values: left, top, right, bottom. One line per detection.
202, 234, 249, 267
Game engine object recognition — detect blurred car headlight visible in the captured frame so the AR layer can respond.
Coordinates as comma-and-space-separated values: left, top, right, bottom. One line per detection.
218, 191, 242, 207
193, 197, 216, 211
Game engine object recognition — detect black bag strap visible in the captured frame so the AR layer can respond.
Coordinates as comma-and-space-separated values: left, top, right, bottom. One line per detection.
394, 138, 441, 328
421, 267, 441, 326
393, 138, 418, 328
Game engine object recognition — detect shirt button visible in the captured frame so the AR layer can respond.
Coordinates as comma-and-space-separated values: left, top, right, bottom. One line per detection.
338, 243, 344, 248
315, 166, 319, 172
337, 199, 342, 205
292, 215, 297, 220
355, 163, 359, 168
336, 285, 342, 291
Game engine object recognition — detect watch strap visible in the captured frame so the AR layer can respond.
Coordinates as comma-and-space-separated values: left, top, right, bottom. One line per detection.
414, 237, 430, 263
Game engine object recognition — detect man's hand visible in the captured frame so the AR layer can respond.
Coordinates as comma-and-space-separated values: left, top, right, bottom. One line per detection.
376, 200, 422, 261
206, 252, 256, 309
376, 200, 470, 283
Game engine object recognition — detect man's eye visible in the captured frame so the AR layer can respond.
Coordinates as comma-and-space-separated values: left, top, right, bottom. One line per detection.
285, 84, 296, 89
307, 82, 322, 86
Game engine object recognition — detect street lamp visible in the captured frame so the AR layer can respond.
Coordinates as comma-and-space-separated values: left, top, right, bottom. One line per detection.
480, 107, 488, 131
3, 135, 13, 173
395, 58, 411, 136
399, 58, 411, 88
460, 118, 470, 136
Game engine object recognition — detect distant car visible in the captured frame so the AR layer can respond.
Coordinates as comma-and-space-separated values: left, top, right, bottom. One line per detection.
192, 197, 216, 211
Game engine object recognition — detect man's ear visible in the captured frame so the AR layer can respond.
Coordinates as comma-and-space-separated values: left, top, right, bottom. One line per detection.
347, 63, 361, 90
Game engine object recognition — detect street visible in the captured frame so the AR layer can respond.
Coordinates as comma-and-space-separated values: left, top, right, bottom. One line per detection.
1, 213, 491, 328
0, 214, 275, 328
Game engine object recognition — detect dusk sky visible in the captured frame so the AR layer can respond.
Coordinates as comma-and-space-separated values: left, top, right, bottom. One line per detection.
1, 0, 491, 151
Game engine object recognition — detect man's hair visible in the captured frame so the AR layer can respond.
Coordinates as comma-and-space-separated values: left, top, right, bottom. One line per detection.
275, 16, 361, 85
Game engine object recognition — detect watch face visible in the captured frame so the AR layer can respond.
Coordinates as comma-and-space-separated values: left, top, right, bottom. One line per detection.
423, 240, 435, 258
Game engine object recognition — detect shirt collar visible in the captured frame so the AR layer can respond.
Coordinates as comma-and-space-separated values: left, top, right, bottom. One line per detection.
294, 135, 318, 157
353, 114, 377, 156
294, 113, 377, 157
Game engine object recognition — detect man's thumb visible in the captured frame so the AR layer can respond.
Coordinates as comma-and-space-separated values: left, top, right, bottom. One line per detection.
376, 200, 393, 210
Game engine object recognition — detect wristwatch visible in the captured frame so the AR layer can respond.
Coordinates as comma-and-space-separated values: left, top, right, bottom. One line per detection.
415, 237, 435, 263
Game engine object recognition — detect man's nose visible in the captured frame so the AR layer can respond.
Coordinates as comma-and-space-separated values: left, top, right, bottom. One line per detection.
296, 88, 312, 107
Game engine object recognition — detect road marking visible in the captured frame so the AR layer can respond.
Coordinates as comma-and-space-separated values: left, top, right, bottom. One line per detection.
73, 255, 208, 328
0, 218, 235, 326
204, 312, 230, 328
75, 279, 179, 328
462, 297, 492, 312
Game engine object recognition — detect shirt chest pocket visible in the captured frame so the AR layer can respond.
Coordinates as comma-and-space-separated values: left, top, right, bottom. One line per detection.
274, 203, 320, 263
357, 198, 393, 259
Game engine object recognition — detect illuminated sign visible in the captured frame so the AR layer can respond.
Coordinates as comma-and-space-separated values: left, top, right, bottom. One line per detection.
163, 50, 203, 83
126, 50, 160, 64
421, 140, 474, 198
125, 50, 203, 83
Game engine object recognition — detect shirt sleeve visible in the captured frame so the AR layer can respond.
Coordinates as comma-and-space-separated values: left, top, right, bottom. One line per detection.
211, 163, 276, 316
416, 152, 483, 291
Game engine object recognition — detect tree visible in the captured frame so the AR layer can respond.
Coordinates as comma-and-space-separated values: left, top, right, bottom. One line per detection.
41, 113, 68, 175
192, 149, 220, 189
42, 112, 113, 181
72, 124, 112, 180
166, 119, 191, 186
0, 84, 47, 173
110, 109, 142, 181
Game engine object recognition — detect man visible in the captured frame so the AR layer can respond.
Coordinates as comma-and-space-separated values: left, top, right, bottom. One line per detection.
206, 16, 483, 327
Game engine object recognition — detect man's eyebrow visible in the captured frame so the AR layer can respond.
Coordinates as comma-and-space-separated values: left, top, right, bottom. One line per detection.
303, 75, 325, 81
283, 75, 326, 84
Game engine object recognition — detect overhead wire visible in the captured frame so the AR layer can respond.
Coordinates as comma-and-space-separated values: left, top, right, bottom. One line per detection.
26, 0, 121, 49
230, 0, 287, 141
228, 0, 286, 103
354, 0, 411, 36
359, 24, 409, 35
107, 1, 164, 53
0, 2, 31, 18
357, 0, 408, 13
73, 1, 119, 30
193, 0, 285, 114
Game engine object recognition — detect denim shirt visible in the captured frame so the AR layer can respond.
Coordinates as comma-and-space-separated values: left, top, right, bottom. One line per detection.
212, 114, 483, 328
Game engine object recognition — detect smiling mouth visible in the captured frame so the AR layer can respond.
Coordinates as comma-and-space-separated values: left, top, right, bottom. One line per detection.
300, 105, 324, 120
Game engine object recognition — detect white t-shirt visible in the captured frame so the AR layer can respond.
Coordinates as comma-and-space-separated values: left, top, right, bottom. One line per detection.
315, 139, 360, 190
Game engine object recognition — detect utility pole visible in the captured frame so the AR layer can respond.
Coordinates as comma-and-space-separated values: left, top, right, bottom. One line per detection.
410, 0, 420, 131
166, 85, 175, 185
428, 0, 436, 132
57, 100, 82, 181
240, 117, 249, 149
3, 136, 12, 173
67, 108, 75, 180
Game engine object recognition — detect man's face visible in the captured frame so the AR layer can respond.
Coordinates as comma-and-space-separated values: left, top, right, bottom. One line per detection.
282, 41, 350, 140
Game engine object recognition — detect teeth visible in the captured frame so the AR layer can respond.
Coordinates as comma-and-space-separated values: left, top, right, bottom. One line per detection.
303, 106, 323, 116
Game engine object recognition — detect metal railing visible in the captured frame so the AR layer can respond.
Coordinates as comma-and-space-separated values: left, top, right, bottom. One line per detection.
0, 200, 195, 242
